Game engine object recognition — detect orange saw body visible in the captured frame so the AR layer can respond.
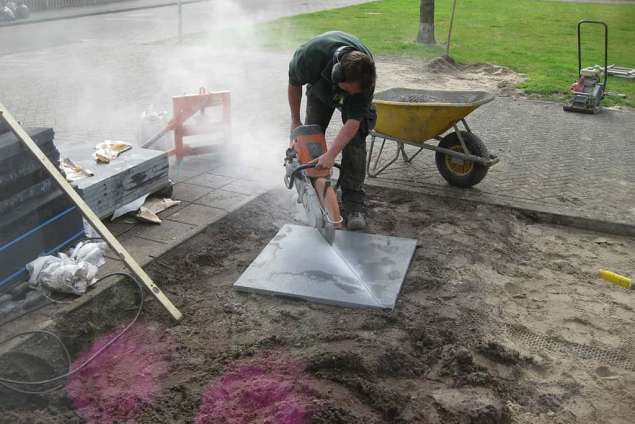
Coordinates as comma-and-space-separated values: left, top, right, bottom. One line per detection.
284, 125, 343, 244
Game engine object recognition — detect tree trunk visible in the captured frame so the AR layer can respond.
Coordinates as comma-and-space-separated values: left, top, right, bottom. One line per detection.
417, 0, 435, 45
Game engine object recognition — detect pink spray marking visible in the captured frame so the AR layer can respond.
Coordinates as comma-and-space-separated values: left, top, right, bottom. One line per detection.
65, 321, 174, 424
196, 352, 318, 424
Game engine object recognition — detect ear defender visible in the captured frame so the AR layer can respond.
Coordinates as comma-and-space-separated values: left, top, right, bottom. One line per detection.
331, 46, 355, 84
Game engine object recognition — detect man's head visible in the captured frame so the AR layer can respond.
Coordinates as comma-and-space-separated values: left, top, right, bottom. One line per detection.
333, 50, 376, 95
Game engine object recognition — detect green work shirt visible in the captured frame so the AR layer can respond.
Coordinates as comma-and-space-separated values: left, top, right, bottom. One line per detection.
288, 31, 374, 121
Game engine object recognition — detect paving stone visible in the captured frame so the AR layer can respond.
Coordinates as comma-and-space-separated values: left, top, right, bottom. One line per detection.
96, 258, 128, 280
194, 189, 254, 212
128, 219, 197, 244
114, 233, 168, 265
105, 220, 135, 236
22, 289, 46, 310
222, 178, 275, 196
171, 182, 213, 202
157, 200, 189, 219
165, 203, 226, 226
186, 173, 233, 190
7, 283, 30, 300
208, 165, 264, 181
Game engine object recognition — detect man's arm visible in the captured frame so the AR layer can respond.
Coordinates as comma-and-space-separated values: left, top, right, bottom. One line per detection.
288, 83, 303, 131
316, 119, 360, 169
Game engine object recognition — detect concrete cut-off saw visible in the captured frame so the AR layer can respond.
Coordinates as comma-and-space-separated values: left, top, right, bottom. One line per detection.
284, 125, 343, 244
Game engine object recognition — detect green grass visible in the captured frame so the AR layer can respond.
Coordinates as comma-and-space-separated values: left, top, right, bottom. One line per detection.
252, 0, 635, 107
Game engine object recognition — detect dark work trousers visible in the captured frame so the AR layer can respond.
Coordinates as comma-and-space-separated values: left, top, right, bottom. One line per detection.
305, 95, 375, 215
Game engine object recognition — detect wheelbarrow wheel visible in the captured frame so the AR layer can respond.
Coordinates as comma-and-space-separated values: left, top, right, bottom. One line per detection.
435, 131, 489, 188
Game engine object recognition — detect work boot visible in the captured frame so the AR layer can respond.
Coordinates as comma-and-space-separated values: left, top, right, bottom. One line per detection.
345, 211, 367, 231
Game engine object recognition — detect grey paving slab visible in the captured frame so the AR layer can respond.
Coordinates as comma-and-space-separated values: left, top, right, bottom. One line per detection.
96, 258, 128, 279
105, 220, 136, 236
222, 179, 277, 196
165, 203, 226, 226
234, 224, 417, 309
109, 233, 167, 264
186, 173, 233, 190
207, 167, 260, 182
194, 189, 255, 212
157, 201, 189, 219
171, 182, 214, 202
128, 219, 197, 244
61, 145, 170, 218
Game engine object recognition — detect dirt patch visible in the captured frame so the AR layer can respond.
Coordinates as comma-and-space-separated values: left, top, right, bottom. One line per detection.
1, 186, 634, 423
65, 321, 174, 424
196, 352, 317, 424
377, 56, 526, 97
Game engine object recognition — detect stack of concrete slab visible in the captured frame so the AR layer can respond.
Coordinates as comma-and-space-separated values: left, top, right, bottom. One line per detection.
0, 127, 84, 289
61, 145, 170, 219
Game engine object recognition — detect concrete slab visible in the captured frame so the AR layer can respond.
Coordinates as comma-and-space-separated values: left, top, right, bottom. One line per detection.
105, 221, 135, 237
233, 224, 417, 310
165, 204, 226, 226
209, 166, 266, 181
96, 258, 128, 279
114, 233, 167, 264
186, 173, 233, 190
171, 182, 213, 202
128, 219, 197, 244
156, 201, 189, 219
222, 179, 276, 196
61, 145, 169, 219
195, 189, 254, 212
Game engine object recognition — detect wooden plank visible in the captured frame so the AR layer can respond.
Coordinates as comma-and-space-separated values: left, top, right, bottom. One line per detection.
0, 104, 183, 321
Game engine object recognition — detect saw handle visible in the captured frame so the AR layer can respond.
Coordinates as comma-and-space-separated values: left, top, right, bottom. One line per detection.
285, 163, 340, 189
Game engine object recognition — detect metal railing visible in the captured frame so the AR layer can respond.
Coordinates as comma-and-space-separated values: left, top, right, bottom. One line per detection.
24, 0, 129, 11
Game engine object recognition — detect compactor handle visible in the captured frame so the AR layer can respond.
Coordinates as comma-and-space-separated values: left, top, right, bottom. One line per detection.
577, 20, 608, 89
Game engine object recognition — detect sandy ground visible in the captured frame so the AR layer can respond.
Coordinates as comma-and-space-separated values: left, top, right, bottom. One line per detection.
376, 57, 526, 97
2, 185, 634, 424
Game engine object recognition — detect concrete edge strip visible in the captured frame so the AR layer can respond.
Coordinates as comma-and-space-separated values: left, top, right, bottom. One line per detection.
364, 179, 635, 238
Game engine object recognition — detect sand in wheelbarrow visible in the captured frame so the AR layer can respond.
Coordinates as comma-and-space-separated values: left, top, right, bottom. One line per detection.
374, 87, 489, 104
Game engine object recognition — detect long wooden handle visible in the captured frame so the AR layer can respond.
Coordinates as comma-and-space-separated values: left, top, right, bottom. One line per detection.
0, 104, 183, 321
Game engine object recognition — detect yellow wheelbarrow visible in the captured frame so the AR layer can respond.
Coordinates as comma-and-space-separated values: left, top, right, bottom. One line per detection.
368, 88, 499, 187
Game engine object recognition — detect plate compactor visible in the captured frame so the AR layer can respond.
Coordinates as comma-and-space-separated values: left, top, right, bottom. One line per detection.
564, 20, 608, 114
284, 125, 343, 244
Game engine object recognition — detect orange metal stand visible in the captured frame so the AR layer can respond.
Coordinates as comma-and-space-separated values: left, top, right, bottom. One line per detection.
142, 88, 231, 164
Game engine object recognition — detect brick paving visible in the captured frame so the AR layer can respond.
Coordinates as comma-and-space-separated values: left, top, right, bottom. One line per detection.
365, 97, 635, 233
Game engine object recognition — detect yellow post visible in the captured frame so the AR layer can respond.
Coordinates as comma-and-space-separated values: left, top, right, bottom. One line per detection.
598, 270, 632, 290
